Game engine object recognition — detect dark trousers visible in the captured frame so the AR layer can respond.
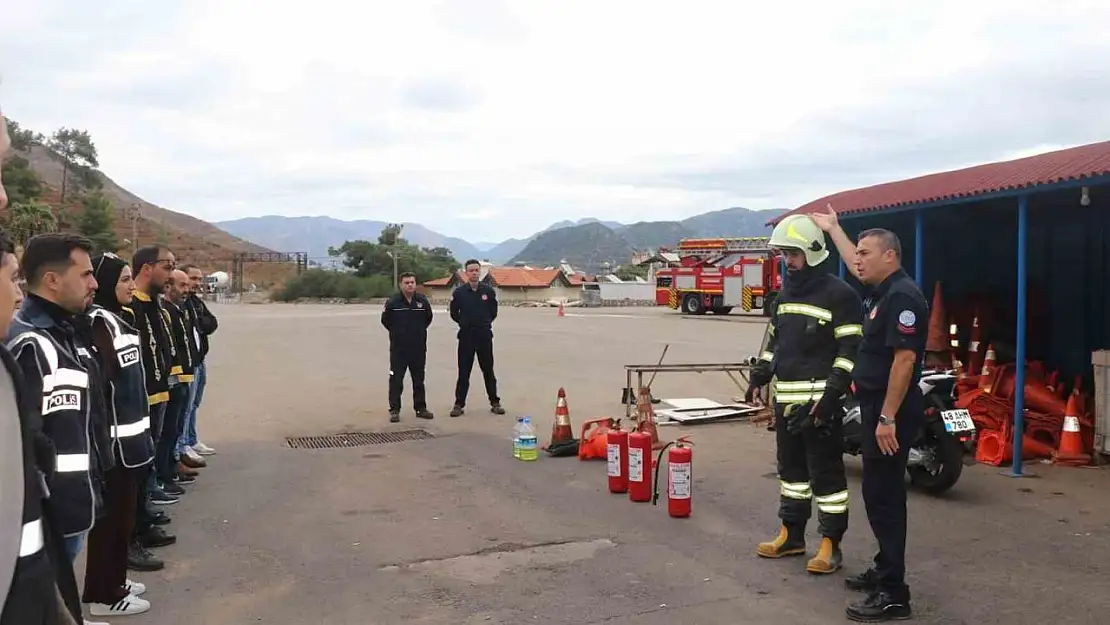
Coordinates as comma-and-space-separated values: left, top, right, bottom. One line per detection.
135, 401, 168, 535
81, 466, 141, 604
155, 384, 190, 484
775, 403, 849, 540
388, 345, 427, 412
857, 387, 923, 598
454, 331, 498, 407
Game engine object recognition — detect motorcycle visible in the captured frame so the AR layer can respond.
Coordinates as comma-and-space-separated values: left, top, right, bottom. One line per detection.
841, 369, 976, 495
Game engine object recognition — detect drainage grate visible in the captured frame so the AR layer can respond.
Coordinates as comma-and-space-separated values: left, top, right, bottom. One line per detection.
285, 429, 434, 449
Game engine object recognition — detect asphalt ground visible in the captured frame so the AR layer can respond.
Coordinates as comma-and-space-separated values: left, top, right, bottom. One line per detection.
79, 304, 1110, 625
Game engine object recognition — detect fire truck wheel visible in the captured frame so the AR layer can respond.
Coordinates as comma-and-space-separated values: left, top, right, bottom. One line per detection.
682, 293, 705, 315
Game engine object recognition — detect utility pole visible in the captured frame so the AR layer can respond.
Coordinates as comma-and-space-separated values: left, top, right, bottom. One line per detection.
127, 203, 140, 250
389, 249, 399, 289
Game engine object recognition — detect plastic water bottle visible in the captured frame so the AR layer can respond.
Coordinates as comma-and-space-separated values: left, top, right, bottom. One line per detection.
517, 417, 538, 462
512, 417, 524, 458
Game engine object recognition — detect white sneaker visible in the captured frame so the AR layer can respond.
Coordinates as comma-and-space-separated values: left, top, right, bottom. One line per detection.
85, 620, 110, 625
125, 579, 146, 596
184, 447, 206, 464
192, 442, 216, 455
88, 594, 151, 616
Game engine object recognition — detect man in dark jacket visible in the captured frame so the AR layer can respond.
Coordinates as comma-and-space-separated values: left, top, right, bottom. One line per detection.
0, 229, 83, 625
449, 260, 505, 417
178, 265, 217, 458
381, 272, 434, 423
159, 270, 197, 489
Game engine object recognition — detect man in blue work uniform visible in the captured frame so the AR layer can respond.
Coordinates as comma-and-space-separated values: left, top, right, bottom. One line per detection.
448, 259, 505, 417
813, 205, 929, 622
381, 272, 434, 423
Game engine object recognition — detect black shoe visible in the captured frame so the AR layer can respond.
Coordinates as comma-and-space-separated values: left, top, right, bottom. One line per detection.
127, 542, 164, 572
490, 403, 506, 415
846, 568, 880, 593
150, 490, 179, 506
150, 511, 172, 525
846, 591, 912, 622
389, 410, 400, 423
161, 481, 185, 496
415, 409, 434, 420
138, 526, 177, 549
450, 405, 464, 417
174, 472, 196, 484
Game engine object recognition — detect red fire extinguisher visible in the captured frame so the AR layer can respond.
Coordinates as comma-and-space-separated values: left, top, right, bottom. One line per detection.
653, 436, 693, 518
627, 430, 653, 502
607, 428, 629, 494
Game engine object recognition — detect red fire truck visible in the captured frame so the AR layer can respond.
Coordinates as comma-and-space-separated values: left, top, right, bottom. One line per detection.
654, 237, 783, 316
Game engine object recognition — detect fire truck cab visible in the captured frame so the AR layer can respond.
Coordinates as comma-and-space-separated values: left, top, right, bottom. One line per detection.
654, 237, 783, 316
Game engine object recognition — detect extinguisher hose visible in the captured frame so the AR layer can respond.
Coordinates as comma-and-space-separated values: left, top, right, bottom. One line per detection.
651, 442, 675, 506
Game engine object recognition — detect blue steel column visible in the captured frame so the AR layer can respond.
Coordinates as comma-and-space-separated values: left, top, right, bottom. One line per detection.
1006, 194, 1030, 477
839, 258, 846, 279
914, 208, 924, 287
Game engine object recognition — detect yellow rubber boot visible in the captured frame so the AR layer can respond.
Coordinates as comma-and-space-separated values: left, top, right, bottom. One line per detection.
806, 537, 843, 574
756, 525, 806, 558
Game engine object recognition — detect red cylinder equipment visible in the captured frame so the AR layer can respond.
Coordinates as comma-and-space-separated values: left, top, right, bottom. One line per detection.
652, 436, 693, 518
627, 430, 653, 502
607, 428, 629, 494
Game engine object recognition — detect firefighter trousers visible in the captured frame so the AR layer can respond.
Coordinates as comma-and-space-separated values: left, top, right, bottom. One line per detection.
388, 345, 427, 413
775, 402, 849, 540
454, 332, 499, 407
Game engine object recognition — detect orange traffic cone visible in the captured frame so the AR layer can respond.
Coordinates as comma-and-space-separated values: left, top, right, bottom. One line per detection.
549, 387, 574, 447
978, 344, 997, 392
1053, 393, 1090, 467
557, 302, 565, 317
925, 282, 948, 353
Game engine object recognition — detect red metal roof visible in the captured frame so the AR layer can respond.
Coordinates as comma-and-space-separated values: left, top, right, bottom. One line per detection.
770, 140, 1110, 224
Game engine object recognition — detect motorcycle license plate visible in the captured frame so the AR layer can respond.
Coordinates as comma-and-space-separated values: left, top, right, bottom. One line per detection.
940, 409, 975, 433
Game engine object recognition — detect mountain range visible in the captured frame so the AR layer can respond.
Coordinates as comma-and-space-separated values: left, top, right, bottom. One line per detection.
215, 207, 788, 271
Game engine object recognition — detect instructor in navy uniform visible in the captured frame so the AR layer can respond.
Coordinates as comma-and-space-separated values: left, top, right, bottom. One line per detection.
448, 260, 505, 417
381, 272, 434, 423
812, 205, 929, 623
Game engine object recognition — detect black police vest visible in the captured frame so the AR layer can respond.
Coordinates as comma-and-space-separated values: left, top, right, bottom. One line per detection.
89, 308, 156, 468
0, 348, 48, 583
5, 325, 96, 538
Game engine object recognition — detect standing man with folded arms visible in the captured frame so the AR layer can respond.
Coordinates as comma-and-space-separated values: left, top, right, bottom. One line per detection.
179, 265, 217, 458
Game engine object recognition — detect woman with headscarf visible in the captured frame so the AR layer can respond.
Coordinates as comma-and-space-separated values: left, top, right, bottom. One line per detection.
80, 253, 157, 617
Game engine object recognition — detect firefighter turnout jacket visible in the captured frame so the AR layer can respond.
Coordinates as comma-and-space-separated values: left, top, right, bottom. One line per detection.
131, 291, 172, 405
757, 271, 864, 406
6, 295, 97, 538
88, 306, 155, 469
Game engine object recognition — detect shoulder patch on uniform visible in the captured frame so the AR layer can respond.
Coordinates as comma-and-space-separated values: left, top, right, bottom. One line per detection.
898, 310, 916, 326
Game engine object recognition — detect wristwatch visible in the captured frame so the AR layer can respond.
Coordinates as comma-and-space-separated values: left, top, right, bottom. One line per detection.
878, 414, 894, 425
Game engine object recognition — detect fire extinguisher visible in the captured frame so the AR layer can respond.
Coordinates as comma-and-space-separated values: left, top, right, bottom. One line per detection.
627, 430, 653, 502
652, 436, 693, 518
607, 428, 629, 494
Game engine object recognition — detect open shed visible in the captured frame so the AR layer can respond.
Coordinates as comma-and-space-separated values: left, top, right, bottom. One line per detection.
771, 140, 1110, 474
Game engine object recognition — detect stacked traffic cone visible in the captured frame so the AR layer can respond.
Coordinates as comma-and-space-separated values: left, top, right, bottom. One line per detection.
924, 282, 948, 368
1052, 392, 1091, 467
978, 344, 997, 392
557, 302, 565, 317
550, 387, 573, 446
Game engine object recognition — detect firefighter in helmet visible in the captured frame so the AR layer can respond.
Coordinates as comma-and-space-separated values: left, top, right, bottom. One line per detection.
746, 213, 863, 574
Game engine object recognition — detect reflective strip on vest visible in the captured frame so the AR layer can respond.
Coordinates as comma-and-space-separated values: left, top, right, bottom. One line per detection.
19, 519, 45, 557
43, 368, 89, 392
54, 453, 89, 473
834, 324, 863, 338
759, 351, 774, 362
833, 357, 855, 372
111, 416, 150, 439
780, 481, 812, 500
774, 379, 826, 402
777, 303, 832, 322
815, 490, 849, 514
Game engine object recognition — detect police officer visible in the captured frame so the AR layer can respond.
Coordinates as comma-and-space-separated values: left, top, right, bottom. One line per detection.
448, 259, 505, 417
748, 215, 863, 576
813, 205, 928, 622
0, 230, 83, 625
381, 272, 434, 423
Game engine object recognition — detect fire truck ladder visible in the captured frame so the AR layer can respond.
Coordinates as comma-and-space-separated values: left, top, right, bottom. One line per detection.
676, 237, 772, 258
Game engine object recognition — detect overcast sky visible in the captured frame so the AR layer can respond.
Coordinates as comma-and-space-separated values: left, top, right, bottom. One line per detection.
3, 0, 1109, 242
